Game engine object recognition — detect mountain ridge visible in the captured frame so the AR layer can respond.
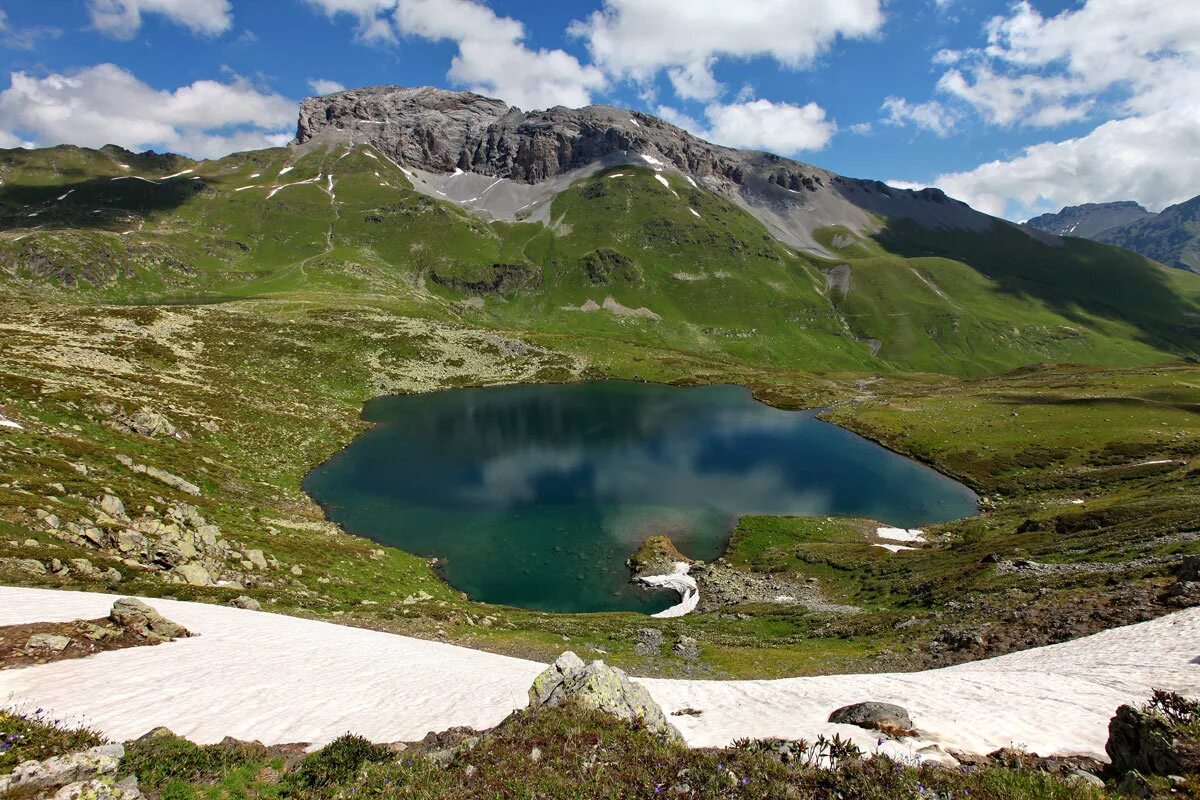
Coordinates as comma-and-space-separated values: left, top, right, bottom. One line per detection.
1024, 201, 1153, 239
1025, 198, 1200, 273
293, 85, 1000, 256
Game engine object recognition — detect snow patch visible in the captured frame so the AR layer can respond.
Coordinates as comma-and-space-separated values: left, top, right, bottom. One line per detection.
278, 166, 294, 176
684, 175, 698, 189
249, 173, 261, 179
161, 169, 194, 180
56, 190, 75, 202
876, 527, 925, 543
234, 186, 257, 192
629, 118, 640, 127
362, 151, 378, 160
0, 588, 1196, 759
0, 418, 22, 430
266, 173, 322, 199
874, 544, 917, 554
638, 562, 700, 619
640, 153, 665, 169
689, 208, 701, 219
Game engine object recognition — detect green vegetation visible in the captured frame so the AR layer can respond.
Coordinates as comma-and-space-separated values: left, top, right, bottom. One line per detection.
0, 709, 105, 775
116, 705, 1119, 800
121, 732, 265, 791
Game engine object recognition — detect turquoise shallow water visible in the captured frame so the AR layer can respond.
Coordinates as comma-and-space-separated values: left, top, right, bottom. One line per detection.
303, 382, 978, 614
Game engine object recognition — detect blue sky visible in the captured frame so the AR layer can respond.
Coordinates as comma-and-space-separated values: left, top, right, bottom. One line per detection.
1, 0, 1196, 221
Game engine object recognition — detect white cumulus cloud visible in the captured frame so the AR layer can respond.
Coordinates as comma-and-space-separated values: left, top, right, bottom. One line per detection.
0, 64, 295, 159
308, 78, 346, 95
304, 0, 605, 109
87, 0, 233, 39
570, 0, 884, 97
932, 108, 1200, 218
894, 0, 1200, 219
880, 96, 956, 137
658, 98, 836, 155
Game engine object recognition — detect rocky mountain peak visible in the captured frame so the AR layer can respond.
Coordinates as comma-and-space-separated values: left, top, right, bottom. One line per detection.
293, 84, 997, 253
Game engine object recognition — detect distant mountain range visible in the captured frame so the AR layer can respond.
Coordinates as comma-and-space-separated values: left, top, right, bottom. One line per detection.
1025, 198, 1200, 273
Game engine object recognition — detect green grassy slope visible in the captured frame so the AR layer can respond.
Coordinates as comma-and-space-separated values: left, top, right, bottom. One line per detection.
2, 143, 1199, 378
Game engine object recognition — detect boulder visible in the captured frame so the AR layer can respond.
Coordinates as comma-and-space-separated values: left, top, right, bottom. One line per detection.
229, 595, 262, 611
14, 558, 47, 575
108, 598, 188, 641
53, 774, 144, 800
672, 636, 700, 661
70, 558, 100, 576
528, 651, 682, 742
0, 744, 125, 792
828, 702, 913, 732
127, 407, 185, 440
26, 633, 72, 653
99, 495, 127, 521
634, 628, 663, 656
174, 563, 213, 586
1107, 703, 1192, 776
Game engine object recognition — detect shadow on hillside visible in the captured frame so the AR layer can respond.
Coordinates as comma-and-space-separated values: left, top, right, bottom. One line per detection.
995, 393, 1200, 415
0, 174, 205, 232
872, 216, 1200, 356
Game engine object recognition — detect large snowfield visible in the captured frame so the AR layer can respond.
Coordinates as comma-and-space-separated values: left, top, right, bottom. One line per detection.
0, 587, 1195, 759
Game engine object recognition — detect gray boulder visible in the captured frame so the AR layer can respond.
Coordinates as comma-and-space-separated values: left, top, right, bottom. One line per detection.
99, 495, 127, 521
229, 595, 262, 611
108, 598, 188, 641
634, 628, 663, 656
528, 651, 682, 742
25, 633, 71, 653
53, 775, 144, 800
672, 636, 700, 661
828, 702, 913, 731
173, 563, 213, 586
0, 744, 125, 792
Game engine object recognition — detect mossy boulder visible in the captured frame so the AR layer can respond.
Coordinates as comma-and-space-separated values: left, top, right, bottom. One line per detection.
528, 652, 682, 743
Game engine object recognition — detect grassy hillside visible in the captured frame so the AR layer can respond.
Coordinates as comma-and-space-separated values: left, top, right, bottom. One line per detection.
2, 143, 1198, 377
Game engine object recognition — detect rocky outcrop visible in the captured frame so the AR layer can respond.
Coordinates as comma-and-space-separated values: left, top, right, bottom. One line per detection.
109, 598, 189, 642
294, 86, 998, 254
46, 493, 285, 592
0, 744, 142, 799
528, 651, 682, 742
1106, 700, 1199, 777
100, 402, 188, 441
828, 702, 914, 732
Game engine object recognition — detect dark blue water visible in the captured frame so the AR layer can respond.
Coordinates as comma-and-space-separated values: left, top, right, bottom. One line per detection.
304, 382, 977, 614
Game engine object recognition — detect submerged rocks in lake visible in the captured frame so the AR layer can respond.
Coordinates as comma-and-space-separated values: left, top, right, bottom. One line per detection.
528, 651, 683, 742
